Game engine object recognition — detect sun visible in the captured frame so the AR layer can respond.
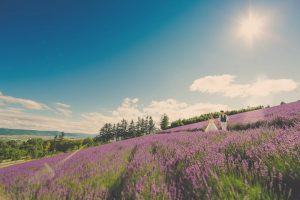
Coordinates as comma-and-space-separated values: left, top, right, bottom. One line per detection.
237, 9, 265, 46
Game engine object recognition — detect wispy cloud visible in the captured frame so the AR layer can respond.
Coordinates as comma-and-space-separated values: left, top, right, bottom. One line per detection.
0, 92, 49, 110
54, 102, 72, 117
190, 75, 298, 98
0, 111, 92, 133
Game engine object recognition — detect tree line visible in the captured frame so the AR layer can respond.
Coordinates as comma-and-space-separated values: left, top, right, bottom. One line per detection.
0, 132, 95, 162
94, 116, 156, 143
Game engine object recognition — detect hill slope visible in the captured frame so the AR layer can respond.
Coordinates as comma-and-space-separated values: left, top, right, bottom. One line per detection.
163, 101, 300, 133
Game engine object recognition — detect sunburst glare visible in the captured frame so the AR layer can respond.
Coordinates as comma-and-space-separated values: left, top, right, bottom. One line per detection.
237, 9, 266, 46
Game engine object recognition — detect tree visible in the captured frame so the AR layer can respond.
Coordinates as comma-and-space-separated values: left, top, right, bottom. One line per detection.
96, 116, 157, 143
148, 116, 155, 134
83, 138, 94, 147
59, 132, 65, 141
96, 123, 113, 143
140, 118, 147, 135
160, 114, 169, 130
170, 119, 184, 128
120, 119, 128, 139
136, 117, 143, 137
115, 123, 122, 141
22, 138, 45, 158
10, 149, 22, 161
111, 124, 116, 141
128, 120, 136, 138
43, 140, 51, 155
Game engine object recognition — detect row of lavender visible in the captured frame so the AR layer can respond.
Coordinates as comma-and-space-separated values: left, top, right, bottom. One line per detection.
162, 101, 300, 133
1, 101, 300, 199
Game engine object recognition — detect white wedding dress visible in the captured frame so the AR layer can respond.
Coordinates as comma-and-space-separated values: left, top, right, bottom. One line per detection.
205, 119, 218, 132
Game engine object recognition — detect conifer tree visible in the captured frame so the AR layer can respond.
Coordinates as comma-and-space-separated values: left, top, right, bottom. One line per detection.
148, 116, 155, 134
160, 114, 169, 130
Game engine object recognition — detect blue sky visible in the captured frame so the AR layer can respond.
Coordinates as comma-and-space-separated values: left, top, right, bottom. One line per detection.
1, 0, 300, 133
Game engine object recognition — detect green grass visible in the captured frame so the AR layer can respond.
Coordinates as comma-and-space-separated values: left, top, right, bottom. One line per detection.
209, 171, 268, 200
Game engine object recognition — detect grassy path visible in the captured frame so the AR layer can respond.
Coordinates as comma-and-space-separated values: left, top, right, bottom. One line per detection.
0, 159, 33, 169
0, 145, 86, 169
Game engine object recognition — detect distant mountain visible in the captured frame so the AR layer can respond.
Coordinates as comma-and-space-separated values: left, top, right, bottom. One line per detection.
0, 128, 97, 138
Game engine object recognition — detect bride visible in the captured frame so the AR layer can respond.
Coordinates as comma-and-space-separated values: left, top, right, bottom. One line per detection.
205, 114, 218, 132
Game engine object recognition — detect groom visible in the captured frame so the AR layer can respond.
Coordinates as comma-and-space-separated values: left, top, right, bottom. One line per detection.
219, 110, 228, 131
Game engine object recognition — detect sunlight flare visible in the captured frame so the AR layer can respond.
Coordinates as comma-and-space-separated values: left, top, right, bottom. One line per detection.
237, 9, 266, 46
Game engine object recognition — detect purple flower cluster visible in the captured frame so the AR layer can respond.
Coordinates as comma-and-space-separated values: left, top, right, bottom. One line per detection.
1, 101, 300, 199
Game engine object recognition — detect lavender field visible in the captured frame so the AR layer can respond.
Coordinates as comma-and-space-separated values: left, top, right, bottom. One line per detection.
1, 102, 300, 200
163, 101, 300, 133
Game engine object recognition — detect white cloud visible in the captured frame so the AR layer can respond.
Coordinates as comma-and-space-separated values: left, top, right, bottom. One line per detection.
190, 74, 235, 93
112, 98, 142, 121
190, 75, 298, 98
144, 99, 229, 122
54, 102, 72, 117
0, 93, 49, 110
81, 112, 114, 125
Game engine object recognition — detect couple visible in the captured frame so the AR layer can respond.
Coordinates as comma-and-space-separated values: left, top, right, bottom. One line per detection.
205, 110, 228, 132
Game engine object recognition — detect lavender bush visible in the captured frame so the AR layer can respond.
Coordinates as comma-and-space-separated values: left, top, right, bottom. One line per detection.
1, 101, 300, 199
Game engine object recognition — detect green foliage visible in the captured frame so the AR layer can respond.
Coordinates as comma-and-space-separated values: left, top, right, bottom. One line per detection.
59, 132, 65, 141
229, 117, 297, 131
268, 117, 297, 129
148, 117, 156, 134
82, 138, 94, 147
229, 121, 267, 131
55, 140, 82, 152
209, 172, 268, 200
20, 138, 45, 158
95, 116, 157, 143
170, 119, 184, 128
95, 123, 114, 143
160, 114, 169, 130
263, 153, 300, 199
0, 136, 98, 162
